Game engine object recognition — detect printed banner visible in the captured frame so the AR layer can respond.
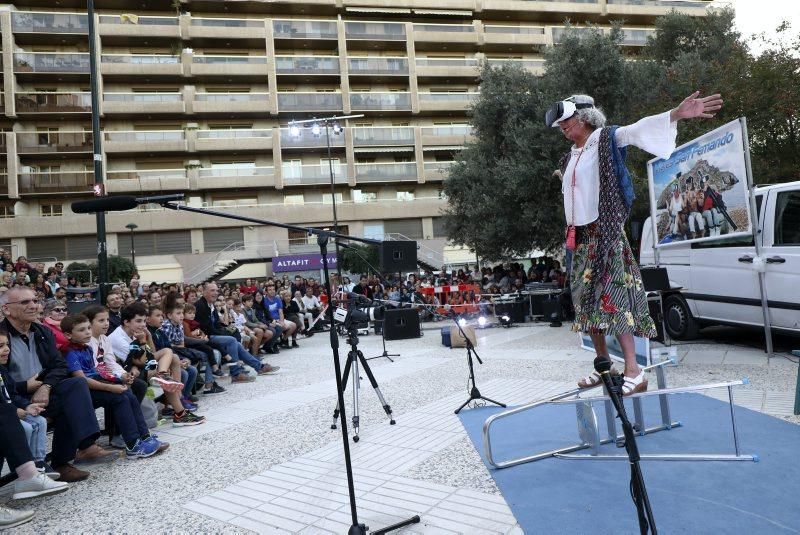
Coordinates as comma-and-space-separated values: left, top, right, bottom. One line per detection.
647, 119, 752, 248
272, 253, 337, 273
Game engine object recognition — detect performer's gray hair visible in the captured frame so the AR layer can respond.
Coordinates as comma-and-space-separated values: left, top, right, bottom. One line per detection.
568, 94, 607, 129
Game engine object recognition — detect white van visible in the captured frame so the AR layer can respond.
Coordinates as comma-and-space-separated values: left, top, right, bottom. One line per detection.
640, 180, 800, 339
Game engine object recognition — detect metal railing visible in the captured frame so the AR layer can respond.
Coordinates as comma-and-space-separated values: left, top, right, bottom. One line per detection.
14, 52, 90, 73
414, 23, 475, 33
275, 55, 339, 74
348, 57, 409, 75
419, 92, 479, 104
104, 131, 185, 142
487, 58, 545, 71
384, 233, 445, 267
193, 55, 267, 64
484, 25, 546, 35
198, 166, 275, 178
345, 22, 406, 40
277, 92, 343, 112
283, 164, 348, 186
350, 92, 411, 111
354, 162, 417, 182
279, 128, 346, 148
608, 0, 709, 6
12, 12, 88, 33
196, 129, 272, 139
18, 171, 93, 193
273, 20, 338, 39
107, 169, 187, 181
352, 127, 414, 146
15, 92, 91, 112
191, 17, 264, 28
16, 132, 93, 151
421, 125, 472, 137
194, 92, 269, 102
415, 58, 479, 68
103, 92, 182, 102
102, 54, 179, 64
98, 15, 178, 26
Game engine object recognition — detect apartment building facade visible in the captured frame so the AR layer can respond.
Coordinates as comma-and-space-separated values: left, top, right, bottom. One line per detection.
0, 0, 711, 281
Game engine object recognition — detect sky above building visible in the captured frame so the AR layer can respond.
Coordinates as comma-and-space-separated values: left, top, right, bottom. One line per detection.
715, 0, 800, 53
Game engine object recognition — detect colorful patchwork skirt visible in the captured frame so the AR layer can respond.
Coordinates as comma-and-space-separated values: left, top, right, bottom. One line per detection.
570, 222, 657, 338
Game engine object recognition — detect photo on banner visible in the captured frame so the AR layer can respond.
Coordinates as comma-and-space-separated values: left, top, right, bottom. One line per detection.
647, 119, 752, 248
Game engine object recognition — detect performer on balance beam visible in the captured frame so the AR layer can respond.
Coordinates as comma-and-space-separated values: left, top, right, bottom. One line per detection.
546, 91, 723, 395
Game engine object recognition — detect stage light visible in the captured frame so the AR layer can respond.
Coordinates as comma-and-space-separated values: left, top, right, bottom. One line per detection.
311, 121, 321, 137
289, 122, 301, 138
477, 316, 487, 328
332, 121, 342, 135
499, 315, 513, 328
458, 318, 467, 327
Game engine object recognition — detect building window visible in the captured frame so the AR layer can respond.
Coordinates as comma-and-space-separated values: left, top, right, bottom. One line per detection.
27, 235, 97, 261
432, 216, 447, 238
203, 227, 244, 252
284, 194, 304, 205
384, 218, 423, 239
40, 204, 63, 217
322, 192, 343, 205
132, 231, 192, 256
396, 190, 415, 202
0, 204, 15, 219
353, 190, 377, 203
211, 196, 257, 207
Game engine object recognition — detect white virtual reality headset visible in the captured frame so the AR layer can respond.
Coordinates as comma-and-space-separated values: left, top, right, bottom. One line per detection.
545, 99, 595, 128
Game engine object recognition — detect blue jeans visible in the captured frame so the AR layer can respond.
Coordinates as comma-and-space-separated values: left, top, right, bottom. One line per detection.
209, 335, 262, 373
20, 414, 48, 462
180, 363, 198, 398
90, 388, 148, 448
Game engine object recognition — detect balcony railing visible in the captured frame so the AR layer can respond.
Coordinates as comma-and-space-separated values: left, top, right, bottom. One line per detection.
283, 164, 348, 186
487, 58, 545, 71
620, 28, 655, 45
14, 52, 90, 74
18, 171, 93, 194
198, 166, 274, 179
104, 131, 185, 142
196, 129, 272, 139
421, 125, 472, 137
98, 15, 178, 26
12, 12, 88, 33
419, 92, 479, 104
273, 20, 338, 39
345, 22, 406, 41
279, 128, 346, 148
104, 93, 182, 103
277, 92, 343, 112
424, 161, 455, 174
414, 24, 475, 33
16, 132, 93, 152
275, 56, 340, 75
352, 127, 414, 146
355, 162, 417, 182
107, 169, 187, 181
350, 92, 411, 111
102, 54, 180, 65
15, 92, 91, 113
552, 27, 597, 43
348, 57, 408, 75
194, 92, 269, 102
484, 25, 546, 35
607, 0, 709, 6
191, 17, 264, 28
416, 58, 479, 68
192, 55, 267, 65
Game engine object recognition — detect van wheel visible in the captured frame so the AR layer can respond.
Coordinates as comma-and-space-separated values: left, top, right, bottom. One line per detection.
663, 295, 699, 340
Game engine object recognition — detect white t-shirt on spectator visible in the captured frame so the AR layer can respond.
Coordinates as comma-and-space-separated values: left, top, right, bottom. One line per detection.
232, 310, 247, 334
108, 326, 135, 361
302, 294, 321, 310
90, 334, 126, 378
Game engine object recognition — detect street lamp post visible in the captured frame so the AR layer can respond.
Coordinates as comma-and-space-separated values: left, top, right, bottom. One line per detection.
125, 223, 138, 267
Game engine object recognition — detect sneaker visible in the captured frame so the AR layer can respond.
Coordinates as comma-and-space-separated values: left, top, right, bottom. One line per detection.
34, 461, 60, 480
53, 463, 89, 483
203, 382, 227, 395
189, 394, 200, 403
149, 374, 183, 393
161, 407, 175, 417
231, 373, 256, 384
0, 505, 35, 529
173, 410, 206, 426
143, 434, 170, 453
291, 340, 300, 348
180, 397, 198, 411
108, 435, 126, 450
125, 438, 160, 459
12, 472, 69, 500
212, 368, 228, 378
258, 364, 281, 375
74, 444, 119, 465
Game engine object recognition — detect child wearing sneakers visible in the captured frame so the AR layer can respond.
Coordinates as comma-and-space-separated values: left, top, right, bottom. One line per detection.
183, 304, 232, 373
0, 330, 59, 478
61, 314, 170, 457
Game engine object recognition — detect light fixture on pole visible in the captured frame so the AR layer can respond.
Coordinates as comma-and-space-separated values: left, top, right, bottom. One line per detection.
125, 223, 138, 267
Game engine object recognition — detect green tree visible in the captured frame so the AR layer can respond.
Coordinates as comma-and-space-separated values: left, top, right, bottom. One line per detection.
338, 243, 379, 275
65, 262, 92, 284
87, 255, 136, 284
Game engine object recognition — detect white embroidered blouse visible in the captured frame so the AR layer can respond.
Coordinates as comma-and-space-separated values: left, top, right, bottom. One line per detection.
561, 111, 679, 226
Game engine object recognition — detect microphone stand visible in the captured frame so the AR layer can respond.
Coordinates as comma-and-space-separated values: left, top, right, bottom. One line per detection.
159, 201, 420, 535
595, 358, 657, 535
451, 313, 506, 415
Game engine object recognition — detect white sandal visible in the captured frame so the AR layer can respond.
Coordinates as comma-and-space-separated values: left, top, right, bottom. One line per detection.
577, 371, 604, 389
621, 370, 648, 396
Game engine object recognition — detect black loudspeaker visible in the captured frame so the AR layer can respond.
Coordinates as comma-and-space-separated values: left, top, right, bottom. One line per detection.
494, 300, 527, 323
541, 298, 562, 322
641, 267, 670, 292
379, 241, 417, 272
383, 308, 421, 340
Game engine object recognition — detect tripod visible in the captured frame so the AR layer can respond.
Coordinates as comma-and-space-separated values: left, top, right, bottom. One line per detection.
452, 315, 506, 415
368, 319, 400, 362
332, 325, 396, 442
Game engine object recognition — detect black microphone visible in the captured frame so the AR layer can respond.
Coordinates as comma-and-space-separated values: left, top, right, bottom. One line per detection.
594, 356, 625, 414
71, 194, 185, 214
345, 291, 372, 304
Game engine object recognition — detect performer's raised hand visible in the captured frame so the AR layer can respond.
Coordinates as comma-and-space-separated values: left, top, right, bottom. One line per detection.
670, 91, 723, 122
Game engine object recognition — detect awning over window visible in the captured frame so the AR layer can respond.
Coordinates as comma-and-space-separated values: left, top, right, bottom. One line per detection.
346, 7, 412, 14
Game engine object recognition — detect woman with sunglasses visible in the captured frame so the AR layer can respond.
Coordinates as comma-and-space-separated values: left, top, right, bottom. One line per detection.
41, 300, 70, 352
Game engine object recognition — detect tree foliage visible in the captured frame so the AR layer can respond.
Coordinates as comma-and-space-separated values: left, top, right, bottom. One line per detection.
338, 243, 379, 275
443, 8, 798, 260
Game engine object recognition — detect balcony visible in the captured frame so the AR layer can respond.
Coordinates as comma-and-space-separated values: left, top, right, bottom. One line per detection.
279, 128, 346, 149
104, 131, 187, 153
606, 0, 710, 17
486, 58, 545, 74
352, 127, 414, 147
101, 54, 182, 77
197, 166, 276, 189
189, 18, 266, 40
14, 52, 89, 74
191, 55, 268, 77
273, 20, 338, 40
416, 57, 479, 78
277, 92, 342, 113
98, 15, 180, 39
551, 26, 597, 44
619, 28, 656, 46
282, 164, 348, 186
11, 12, 87, 34
484, 25, 547, 48
195, 129, 273, 152
275, 56, 340, 75
103, 93, 184, 114
424, 161, 455, 181
18, 171, 93, 195
420, 125, 472, 147
105, 169, 188, 194
413, 24, 477, 46
15, 92, 91, 114
16, 132, 92, 154
348, 57, 408, 76
350, 92, 411, 112
345, 22, 406, 41
482, 0, 602, 18
418, 92, 478, 112
355, 162, 417, 183
193, 92, 270, 114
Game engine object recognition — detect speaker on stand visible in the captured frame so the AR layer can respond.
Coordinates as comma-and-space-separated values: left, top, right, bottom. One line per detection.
383, 308, 421, 340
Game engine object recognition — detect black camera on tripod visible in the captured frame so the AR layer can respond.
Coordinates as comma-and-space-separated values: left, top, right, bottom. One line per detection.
333, 300, 385, 330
